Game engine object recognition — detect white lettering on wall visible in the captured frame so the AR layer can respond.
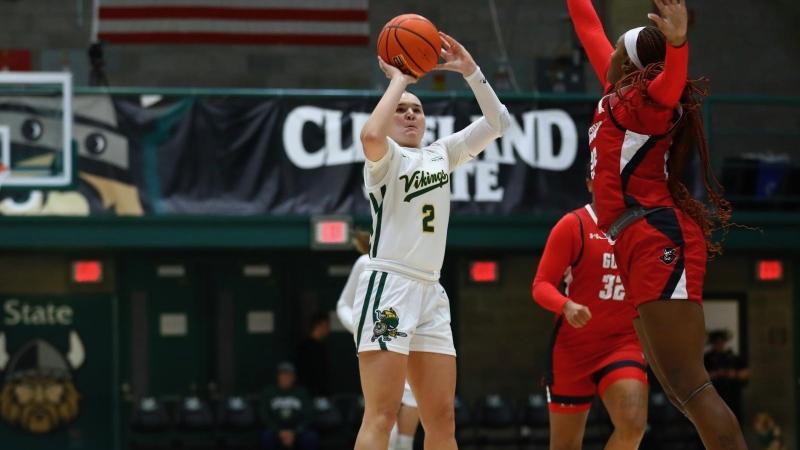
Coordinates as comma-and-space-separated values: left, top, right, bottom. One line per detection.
3, 299, 74, 326
283, 106, 579, 202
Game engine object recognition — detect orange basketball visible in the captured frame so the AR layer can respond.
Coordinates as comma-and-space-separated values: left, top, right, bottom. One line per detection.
377, 14, 441, 78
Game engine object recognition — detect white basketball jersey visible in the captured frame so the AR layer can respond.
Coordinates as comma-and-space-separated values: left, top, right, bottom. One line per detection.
365, 137, 472, 277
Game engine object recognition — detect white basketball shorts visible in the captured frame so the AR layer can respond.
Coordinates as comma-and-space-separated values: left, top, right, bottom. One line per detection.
352, 269, 455, 356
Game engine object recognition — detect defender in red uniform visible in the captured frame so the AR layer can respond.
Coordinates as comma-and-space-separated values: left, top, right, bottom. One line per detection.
533, 176, 648, 449
567, 0, 745, 449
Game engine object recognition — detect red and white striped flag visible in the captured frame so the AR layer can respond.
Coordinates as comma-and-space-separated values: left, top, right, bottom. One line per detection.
96, 0, 369, 46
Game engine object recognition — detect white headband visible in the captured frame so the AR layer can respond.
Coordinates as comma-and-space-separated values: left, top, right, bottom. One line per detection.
624, 26, 645, 70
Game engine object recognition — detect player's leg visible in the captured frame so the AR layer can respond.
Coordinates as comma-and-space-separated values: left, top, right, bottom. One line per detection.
389, 382, 420, 450
353, 272, 422, 450
637, 300, 747, 450
545, 335, 594, 450
407, 351, 457, 450
406, 282, 458, 449
633, 317, 683, 413
354, 350, 407, 450
548, 409, 589, 450
389, 403, 419, 450
598, 370, 648, 450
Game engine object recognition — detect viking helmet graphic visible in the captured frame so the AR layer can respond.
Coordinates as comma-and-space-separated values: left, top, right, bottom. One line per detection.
0, 331, 85, 378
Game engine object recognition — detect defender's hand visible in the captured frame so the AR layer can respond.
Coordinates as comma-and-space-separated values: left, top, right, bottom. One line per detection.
649, 0, 688, 47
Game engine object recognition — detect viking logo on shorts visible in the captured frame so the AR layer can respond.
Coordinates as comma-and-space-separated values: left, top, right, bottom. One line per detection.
372, 308, 408, 343
660, 247, 678, 265
0, 332, 85, 434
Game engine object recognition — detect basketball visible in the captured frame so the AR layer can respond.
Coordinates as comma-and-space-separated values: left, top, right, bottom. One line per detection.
377, 14, 441, 78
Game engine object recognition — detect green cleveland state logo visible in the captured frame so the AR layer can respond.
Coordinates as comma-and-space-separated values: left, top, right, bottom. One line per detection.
372, 308, 408, 343
399, 170, 449, 202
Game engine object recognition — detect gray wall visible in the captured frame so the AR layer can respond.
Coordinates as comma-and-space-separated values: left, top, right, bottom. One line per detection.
1, 0, 798, 94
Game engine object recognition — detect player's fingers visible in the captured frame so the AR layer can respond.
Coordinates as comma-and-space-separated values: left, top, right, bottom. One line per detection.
439, 33, 452, 51
647, 13, 666, 28
442, 32, 461, 50
439, 31, 455, 47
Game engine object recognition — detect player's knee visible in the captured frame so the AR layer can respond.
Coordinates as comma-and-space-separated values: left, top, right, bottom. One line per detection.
612, 414, 646, 443
657, 366, 708, 403
421, 402, 455, 436
364, 408, 398, 434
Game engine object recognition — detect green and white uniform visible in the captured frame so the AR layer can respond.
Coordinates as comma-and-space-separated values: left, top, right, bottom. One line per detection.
354, 68, 510, 355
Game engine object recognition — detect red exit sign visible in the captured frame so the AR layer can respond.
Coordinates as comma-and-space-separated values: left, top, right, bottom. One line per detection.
311, 216, 352, 250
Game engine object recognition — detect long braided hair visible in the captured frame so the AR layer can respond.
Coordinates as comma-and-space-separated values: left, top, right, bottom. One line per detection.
614, 26, 732, 256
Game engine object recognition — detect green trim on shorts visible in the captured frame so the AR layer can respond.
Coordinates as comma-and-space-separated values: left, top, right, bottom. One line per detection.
372, 272, 389, 351
368, 185, 386, 258
356, 271, 378, 348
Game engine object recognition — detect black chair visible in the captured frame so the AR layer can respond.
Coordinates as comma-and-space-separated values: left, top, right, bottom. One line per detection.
312, 396, 349, 449
474, 394, 518, 448
175, 395, 215, 450
332, 392, 364, 443
453, 395, 477, 448
517, 394, 549, 449
217, 395, 259, 450
129, 396, 172, 450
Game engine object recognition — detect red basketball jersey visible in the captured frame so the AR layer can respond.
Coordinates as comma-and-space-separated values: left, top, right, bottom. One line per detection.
589, 91, 679, 232
533, 205, 638, 348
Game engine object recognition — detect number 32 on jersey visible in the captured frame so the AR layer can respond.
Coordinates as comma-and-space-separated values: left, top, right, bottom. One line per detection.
599, 252, 625, 301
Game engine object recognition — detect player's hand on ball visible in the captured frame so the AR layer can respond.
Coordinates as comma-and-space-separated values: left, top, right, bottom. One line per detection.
563, 300, 592, 328
434, 32, 477, 77
378, 57, 417, 84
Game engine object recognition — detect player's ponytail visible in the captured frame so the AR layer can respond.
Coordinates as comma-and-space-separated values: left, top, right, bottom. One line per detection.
665, 81, 732, 257
613, 28, 732, 257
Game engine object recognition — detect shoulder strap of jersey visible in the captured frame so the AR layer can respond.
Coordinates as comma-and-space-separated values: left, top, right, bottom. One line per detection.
569, 211, 585, 267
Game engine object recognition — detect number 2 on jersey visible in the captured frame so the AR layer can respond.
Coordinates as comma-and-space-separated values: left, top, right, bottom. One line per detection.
422, 204, 435, 232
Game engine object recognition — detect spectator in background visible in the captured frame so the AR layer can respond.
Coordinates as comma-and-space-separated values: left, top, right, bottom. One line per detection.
753, 412, 786, 450
260, 362, 318, 450
704, 330, 749, 420
295, 312, 331, 397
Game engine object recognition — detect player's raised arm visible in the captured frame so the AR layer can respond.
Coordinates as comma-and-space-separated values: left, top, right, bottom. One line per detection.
566, 0, 614, 88
432, 32, 511, 169
646, 0, 689, 107
360, 58, 417, 162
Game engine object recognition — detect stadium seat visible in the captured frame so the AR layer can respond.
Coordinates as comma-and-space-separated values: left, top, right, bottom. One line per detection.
312, 396, 350, 449
474, 394, 519, 448
332, 392, 364, 443
216, 395, 259, 450
175, 395, 215, 450
453, 395, 478, 447
129, 396, 173, 450
517, 394, 549, 449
